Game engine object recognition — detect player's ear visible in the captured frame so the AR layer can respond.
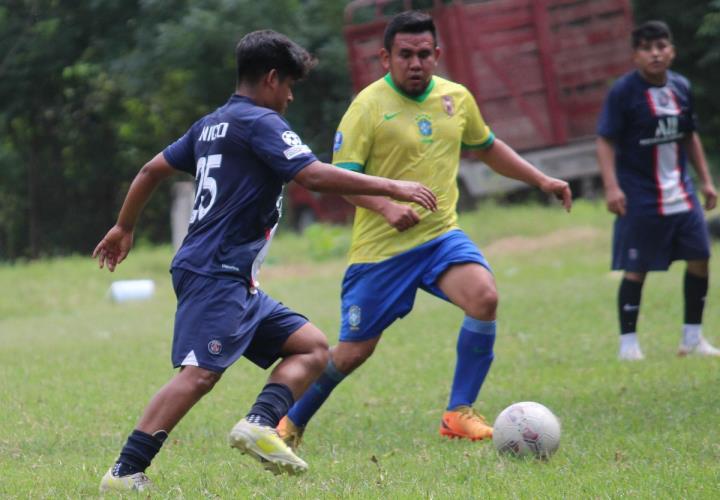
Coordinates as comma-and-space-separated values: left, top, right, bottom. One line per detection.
265, 68, 280, 88
380, 48, 390, 72
434, 46, 441, 65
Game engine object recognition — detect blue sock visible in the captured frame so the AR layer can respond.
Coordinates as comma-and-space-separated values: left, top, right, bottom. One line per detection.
447, 317, 496, 410
287, 359, 346, 427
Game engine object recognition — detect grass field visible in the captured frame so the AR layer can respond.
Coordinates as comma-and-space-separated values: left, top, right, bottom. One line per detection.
2, 201, 720, 498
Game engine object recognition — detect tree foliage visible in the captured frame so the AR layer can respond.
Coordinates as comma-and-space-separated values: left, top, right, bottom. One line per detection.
0, 1, 717, 260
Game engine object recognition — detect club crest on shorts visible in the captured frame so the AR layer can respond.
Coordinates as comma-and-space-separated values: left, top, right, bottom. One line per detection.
348, 305, 362, 330
208, 339, 223, 355
441, 95, 455, 116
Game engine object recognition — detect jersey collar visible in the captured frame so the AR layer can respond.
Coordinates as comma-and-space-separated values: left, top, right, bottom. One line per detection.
383, 73, 435, 103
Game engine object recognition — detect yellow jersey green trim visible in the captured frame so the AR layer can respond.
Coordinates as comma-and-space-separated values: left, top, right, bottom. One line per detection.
335, 161, 364, 172
383, 73, 435, 103
462, 132, 495, 150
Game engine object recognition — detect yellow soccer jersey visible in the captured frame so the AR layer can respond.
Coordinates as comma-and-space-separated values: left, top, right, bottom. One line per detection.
333, 74, 494, 264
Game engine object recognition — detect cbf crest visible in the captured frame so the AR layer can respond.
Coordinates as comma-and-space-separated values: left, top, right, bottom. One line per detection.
348, 305, 362, 330
415, 113, 433, 143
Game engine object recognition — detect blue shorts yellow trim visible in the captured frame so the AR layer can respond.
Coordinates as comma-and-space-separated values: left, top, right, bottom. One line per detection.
339, 230, 491, 342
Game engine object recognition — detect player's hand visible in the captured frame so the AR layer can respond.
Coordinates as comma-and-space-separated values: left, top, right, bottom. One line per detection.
604, 185, 626, 216
701, 182, 717, 211
381, 202, 421, 232
388, 180, 437, 212
540, 177, 572, 212
92, 225, 133, 272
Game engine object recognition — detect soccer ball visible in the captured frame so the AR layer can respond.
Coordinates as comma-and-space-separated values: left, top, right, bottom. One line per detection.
492, 401, 561, 459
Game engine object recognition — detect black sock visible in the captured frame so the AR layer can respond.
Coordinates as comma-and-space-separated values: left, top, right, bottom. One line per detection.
246, 383, 294, 428
113, 429, 167, 476
618, 278, 643, 334
684, 271, 708, 324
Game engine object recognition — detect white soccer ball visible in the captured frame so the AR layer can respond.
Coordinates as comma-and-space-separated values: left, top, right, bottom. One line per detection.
493, 401, 561, 459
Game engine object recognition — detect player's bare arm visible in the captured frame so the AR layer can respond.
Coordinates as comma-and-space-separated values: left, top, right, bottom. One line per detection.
596, 136, 626, 216
685, 132, 717, 210
344, 195, 421, 232
93, 153, 177, 272
475, 138, 572, 211
294, 160, 437, 212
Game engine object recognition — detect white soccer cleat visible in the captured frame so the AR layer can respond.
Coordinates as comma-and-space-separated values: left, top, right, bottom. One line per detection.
618, 343, 645, 361
678, 335, 720, 357
229, 418, 308, 475
99, 467, 153, 493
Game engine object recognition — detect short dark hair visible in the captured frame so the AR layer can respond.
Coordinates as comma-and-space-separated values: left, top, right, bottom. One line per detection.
235, 30, 316, 85
632, 20, 673, 48
383, 11, 437, 52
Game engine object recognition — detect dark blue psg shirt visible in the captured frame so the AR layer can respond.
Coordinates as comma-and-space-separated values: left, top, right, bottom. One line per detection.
163, 94, 316, 286
597, 70, 699, 216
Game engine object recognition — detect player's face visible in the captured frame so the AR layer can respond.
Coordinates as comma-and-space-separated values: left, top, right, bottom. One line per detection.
634, 38, 675, 84
269, 74, 295, 114
382, 32, 440, 97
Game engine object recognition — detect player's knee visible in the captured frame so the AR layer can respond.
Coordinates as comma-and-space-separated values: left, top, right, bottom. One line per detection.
466, 286, 498, 320
308, 336, 330, 372
332, 344, 375, 374
186, 368, 222, 396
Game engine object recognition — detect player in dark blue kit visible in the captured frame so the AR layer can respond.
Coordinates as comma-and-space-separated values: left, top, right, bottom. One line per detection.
596, 21, 719, 361
93, 30, 436, 492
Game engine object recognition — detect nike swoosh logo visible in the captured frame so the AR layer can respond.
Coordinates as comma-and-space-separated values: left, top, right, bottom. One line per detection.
383, 112, 400, 121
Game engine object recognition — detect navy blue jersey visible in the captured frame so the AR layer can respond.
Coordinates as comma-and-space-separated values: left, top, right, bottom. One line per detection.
597, 70, 699, 216
163, 94, 317, 285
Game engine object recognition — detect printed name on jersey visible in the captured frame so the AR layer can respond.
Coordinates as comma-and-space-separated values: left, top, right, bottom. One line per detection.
198, 122, 229, 142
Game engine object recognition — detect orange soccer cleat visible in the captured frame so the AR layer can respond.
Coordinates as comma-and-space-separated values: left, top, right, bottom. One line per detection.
439, 406, 493, 441
277, 415, 305, 451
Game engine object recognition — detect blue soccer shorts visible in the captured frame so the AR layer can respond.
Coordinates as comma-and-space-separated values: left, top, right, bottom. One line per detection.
612, 206, 711, 272
171, 268, 308, 373
339, 230, 491, 342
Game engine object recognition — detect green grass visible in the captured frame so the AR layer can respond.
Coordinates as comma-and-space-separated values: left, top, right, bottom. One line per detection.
2, 201, 720, 498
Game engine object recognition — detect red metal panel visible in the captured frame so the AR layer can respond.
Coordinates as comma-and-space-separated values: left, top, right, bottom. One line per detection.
342, 0, 634, 151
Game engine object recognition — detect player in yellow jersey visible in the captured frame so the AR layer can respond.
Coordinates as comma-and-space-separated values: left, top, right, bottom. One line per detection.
279, 10, 572, 447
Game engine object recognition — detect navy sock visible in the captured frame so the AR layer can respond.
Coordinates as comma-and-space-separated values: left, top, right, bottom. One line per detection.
246, 383, 295, 428
287, 359, 346, 427
114, 429, 166, 476
447, 317, 495, 410
684, 271, 708, 324
618, 278, 643, 334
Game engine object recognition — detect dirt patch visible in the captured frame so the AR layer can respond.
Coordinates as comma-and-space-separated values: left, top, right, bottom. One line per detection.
484, 226, 602, 256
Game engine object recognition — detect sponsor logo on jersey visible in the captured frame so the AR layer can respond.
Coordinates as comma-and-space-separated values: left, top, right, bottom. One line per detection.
198, 122, 229, 142
208, 339, 223, 355
441, 95, 455, 116
348, 305, 361, 330
333, 131, 343, 152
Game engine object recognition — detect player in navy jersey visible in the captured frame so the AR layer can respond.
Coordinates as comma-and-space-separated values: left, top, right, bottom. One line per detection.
596, 20, 719, 361
94, 30, 436, 492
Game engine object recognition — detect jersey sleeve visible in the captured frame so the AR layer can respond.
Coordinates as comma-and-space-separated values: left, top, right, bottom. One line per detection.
597, 81, 624, 140
249, 113, 318, 182
331, 97, 374, 172
163, 127, 197, 175
685, 79, 698, 132
460, 89, 495, 150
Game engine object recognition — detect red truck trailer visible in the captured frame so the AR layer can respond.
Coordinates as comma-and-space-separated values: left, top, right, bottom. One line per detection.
342, 0, 634, 206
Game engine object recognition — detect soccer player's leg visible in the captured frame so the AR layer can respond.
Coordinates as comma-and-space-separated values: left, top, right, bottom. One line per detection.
426, 231, 496, 441
675, 209, 719, 356
281, 254, 422, 447
230, 299, 327, 474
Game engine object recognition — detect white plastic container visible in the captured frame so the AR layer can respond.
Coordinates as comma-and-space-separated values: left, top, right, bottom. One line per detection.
109, 279, 155, 303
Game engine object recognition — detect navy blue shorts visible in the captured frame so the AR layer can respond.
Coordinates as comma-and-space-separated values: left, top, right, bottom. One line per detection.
612, 207, 711, 272
171, 268, 308, 373
339, 230, 491, 342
